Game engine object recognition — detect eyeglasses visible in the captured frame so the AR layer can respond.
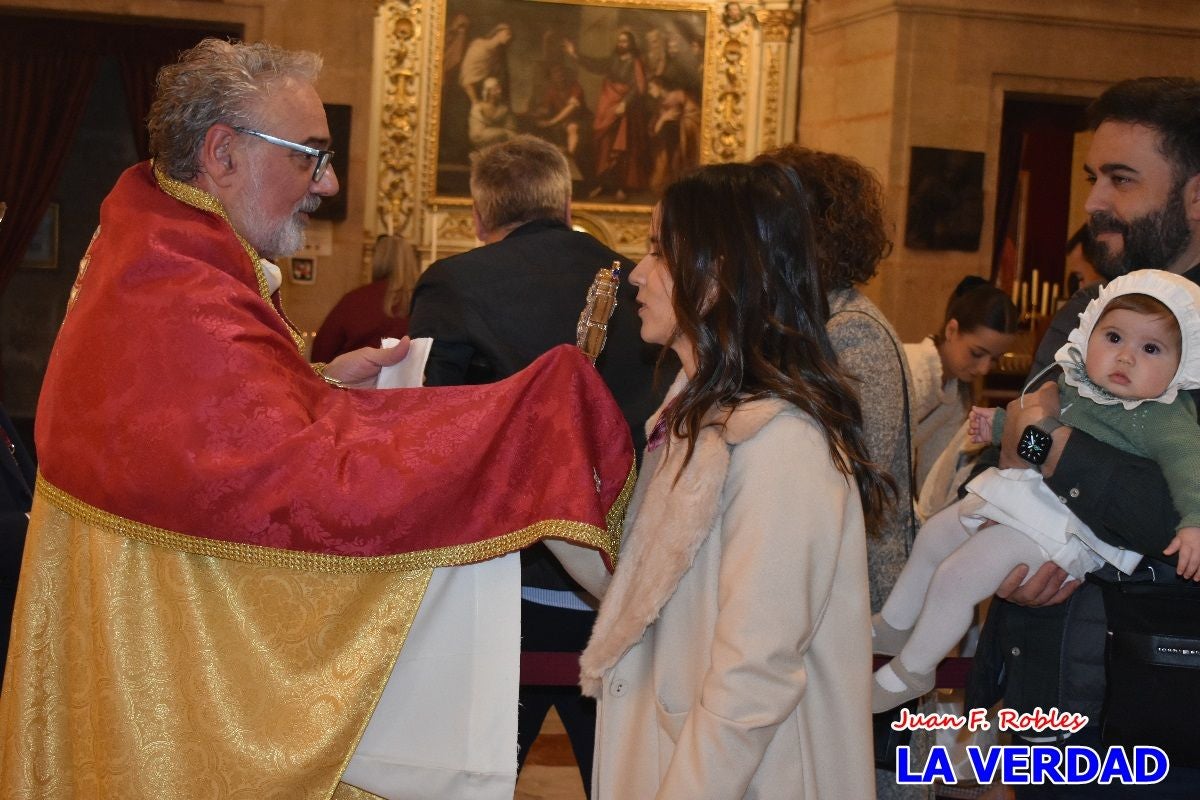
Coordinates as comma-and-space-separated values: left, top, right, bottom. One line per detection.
232, 126, 334, 183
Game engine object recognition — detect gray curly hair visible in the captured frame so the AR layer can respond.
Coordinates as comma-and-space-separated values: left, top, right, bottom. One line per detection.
148, 38, 322, 181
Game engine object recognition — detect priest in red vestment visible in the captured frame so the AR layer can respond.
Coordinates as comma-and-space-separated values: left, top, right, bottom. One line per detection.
0, 39, 632, 800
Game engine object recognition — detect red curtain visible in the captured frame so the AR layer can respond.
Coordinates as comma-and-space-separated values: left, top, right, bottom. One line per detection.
0, 22, 100, 296
0, 16, 239, 396
0, 18, 237, 292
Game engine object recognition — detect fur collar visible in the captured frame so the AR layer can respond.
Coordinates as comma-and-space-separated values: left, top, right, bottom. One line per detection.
580, 372, 793, 696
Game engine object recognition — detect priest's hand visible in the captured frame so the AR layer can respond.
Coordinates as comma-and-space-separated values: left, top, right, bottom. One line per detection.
322, 338, 412, 389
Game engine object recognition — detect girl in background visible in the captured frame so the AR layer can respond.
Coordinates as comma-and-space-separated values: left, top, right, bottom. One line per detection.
905, 277, 1018, 491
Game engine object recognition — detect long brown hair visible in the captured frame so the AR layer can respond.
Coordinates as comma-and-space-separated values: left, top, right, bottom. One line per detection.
658, 162, 894, 531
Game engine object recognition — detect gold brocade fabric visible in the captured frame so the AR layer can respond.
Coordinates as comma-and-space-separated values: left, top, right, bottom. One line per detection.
332, 783, 387, 800
0, 494, 432, 799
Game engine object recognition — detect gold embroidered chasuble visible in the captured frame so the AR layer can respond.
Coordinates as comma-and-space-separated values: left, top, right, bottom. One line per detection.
0, 163, 631, 798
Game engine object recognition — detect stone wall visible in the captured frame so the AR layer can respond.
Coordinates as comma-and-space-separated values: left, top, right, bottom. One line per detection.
800, 0, 1200, 341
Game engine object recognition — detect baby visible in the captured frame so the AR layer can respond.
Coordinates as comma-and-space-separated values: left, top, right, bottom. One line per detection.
871, 270, 1200, 712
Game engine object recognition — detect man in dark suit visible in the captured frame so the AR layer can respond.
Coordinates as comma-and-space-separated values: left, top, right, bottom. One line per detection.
0, 403, 35, 689
409, 134, 661, 796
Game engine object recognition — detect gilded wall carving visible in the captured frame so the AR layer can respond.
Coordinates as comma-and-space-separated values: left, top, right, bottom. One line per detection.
759, 44, 783, 151
752, 7, 795, 42
376, 0, 425, 238
750, 8, 795, 154
432, 207, 476, 246
711, 8, 752, 163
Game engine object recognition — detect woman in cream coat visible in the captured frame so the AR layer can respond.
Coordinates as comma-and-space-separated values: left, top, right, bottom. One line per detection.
556, 162, 893, 799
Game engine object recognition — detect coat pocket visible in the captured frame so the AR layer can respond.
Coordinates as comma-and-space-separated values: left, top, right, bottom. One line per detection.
655, 700, 689, 744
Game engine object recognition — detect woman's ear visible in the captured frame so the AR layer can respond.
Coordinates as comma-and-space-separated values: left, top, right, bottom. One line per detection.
944, 317, 960, 341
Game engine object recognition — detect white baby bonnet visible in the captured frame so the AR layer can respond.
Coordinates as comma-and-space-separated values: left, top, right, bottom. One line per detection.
1053, 269, 1200, 409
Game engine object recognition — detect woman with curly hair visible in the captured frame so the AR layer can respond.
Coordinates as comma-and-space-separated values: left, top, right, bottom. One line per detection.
756, 147, 935, 800
555, 161, 891, 798
756, 145, 914, 613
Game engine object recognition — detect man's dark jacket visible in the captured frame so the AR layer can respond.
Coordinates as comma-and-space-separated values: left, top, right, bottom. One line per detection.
409, 217, 663, 591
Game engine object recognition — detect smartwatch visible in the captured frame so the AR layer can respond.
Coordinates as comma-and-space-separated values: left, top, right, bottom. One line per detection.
1017, 418, 1063, 468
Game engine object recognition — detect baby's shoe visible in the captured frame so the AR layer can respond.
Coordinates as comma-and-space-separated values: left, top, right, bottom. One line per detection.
871, 659, 935, 713
870, 613, 912, 656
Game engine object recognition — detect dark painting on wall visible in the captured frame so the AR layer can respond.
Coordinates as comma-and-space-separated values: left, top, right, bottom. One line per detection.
19, 203, 59, 270
433, 0, 710, 209
312, 103, 351, 221
905, 146, 985, 252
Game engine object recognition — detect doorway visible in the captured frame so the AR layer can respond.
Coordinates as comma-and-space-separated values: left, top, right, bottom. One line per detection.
992, 95, 1089, 319
0, 13, 240, 449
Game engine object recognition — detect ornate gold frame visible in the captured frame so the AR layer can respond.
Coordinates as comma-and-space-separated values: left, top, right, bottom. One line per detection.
373, 0, 793, 256
424, 0, 717, 213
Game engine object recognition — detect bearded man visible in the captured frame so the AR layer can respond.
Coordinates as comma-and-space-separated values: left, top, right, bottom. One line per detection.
970, 76, 1200, 799
0, 39, 631, 800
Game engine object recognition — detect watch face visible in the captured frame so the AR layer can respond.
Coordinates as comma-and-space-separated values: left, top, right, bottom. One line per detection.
1017, 425, 1053, 466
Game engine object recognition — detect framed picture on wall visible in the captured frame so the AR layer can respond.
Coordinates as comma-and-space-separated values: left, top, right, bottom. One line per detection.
431, 0, 712, 209
904, 147, 985, 252
20, 202, 59, 270
311, 103, 350, 222
289, 257, 316, 284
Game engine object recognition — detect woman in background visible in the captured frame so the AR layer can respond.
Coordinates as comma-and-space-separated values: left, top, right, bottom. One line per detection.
1065, 223, 1102, 295
905, 278, 1018, 491
758, 145, 913, 612
311, 234, 419, 363
558, 162, 891, 798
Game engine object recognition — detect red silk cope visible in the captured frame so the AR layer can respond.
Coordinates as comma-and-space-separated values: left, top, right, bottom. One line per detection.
36, 163, 633, 563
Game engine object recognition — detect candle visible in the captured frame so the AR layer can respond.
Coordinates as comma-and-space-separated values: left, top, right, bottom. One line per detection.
430, 204, 439, 262
1031, 269, 1040, 311
1011, 277, 1020, 306
1041, 281, 1051, 317
1050, 283, 1060, 312
1020, 281, 1029, 315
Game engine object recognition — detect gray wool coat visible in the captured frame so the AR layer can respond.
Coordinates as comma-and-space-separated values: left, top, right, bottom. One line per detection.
828, 290, 933, 800
827, 288, 916, 611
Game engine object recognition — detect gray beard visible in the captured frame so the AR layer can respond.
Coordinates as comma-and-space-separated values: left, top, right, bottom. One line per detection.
255, 209, 307, 259
242, 165, 321, 258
